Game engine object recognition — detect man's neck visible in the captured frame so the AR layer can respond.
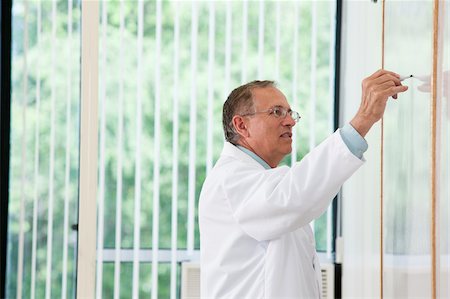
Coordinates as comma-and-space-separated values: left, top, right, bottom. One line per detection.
235, 141, 277, 168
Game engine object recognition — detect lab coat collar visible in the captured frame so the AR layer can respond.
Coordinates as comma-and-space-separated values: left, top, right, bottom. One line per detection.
221, 142, 269, 170
236, 145, 272, 170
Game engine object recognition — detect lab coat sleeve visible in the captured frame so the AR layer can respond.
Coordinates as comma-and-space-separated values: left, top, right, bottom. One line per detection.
222, 131, 364, 241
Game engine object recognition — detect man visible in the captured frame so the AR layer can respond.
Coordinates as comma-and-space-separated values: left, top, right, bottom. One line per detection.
199, 70, 408, 298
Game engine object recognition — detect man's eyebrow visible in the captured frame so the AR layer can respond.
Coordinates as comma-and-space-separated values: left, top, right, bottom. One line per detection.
272, 104, 292, 111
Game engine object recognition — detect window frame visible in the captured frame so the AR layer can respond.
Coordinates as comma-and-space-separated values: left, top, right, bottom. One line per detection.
333, 0, 344, 297
0, 0, 12, 298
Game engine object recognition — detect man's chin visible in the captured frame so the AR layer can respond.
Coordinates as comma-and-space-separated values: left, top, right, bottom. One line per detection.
281, 145, 292, 155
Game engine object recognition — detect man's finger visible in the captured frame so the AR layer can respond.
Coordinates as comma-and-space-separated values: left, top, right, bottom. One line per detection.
372, 80, 397, 94
367, 69, 384, 79
384, 85, 409, 98
371, 73, 402, 87
368, 69, 400, 80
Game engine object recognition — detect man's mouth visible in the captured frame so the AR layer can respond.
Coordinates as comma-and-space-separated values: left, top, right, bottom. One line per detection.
280, 132, 292, 138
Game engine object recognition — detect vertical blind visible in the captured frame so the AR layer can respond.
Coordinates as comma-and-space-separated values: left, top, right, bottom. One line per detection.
6, 1, 81, 298
5, 1, 338, 298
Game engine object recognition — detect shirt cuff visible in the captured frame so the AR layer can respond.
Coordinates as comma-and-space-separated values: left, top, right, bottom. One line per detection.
339, 123, 368, 159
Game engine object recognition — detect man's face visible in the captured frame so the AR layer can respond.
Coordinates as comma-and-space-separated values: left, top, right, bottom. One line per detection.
243, 87, 296, 167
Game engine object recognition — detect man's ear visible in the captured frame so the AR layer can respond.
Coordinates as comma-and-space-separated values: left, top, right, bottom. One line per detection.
232, 115, 250, 138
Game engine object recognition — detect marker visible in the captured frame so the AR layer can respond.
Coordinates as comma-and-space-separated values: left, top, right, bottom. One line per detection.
399, 74, 413, 81
399, 74, 430, 82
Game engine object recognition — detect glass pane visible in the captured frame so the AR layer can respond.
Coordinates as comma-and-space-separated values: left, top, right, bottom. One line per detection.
439, 0, 450, 297
383, 1, 434, 297
100, 262, 178, 298
101, 263, 114, 298
6, 1, 81, 298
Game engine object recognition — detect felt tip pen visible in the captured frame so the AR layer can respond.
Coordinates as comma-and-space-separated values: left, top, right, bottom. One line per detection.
399, 74, 413, 81
399, 74, 429, 82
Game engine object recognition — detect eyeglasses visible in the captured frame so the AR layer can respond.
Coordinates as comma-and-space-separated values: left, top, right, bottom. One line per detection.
241, 106, 301, 122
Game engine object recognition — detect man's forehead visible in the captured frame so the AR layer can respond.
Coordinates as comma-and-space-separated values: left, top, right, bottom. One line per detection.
251, 87, 290, 108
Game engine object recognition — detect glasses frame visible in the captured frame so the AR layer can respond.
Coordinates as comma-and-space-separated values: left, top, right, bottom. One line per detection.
241, 105, 301, 123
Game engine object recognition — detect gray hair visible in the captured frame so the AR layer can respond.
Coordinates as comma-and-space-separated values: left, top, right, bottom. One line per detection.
222, 80, 276, 144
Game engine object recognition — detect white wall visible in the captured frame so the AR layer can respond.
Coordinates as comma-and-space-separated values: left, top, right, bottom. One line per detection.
340, 1, 383, 298
340, 1, 450, 298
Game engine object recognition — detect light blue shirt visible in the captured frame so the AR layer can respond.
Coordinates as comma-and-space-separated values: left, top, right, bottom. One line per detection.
237, 145, 272, 169
339, 123, 368, 159
236, 123, 367, 167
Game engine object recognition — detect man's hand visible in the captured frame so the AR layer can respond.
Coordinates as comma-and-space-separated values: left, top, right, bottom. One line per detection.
350, 69, 409, 137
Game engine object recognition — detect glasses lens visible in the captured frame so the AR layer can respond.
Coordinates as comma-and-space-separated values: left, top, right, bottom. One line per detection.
290, 111, 300, 122
272, 107, 285, 118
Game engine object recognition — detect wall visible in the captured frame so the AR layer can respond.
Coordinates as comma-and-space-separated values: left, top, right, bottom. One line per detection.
340, 1, 450, 298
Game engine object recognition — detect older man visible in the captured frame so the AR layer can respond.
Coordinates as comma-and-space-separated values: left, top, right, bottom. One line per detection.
199, 70, 408, 298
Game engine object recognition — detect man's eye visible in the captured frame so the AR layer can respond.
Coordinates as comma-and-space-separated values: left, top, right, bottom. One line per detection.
273, 108, 284, 117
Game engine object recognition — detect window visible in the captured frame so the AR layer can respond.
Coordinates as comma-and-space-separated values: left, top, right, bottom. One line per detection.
4, 1, 339, 298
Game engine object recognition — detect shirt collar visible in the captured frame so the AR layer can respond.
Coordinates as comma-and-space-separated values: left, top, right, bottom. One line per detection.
236, 145, 272, 170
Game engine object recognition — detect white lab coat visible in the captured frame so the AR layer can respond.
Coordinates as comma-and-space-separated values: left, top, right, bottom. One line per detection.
199, 130, 364, 299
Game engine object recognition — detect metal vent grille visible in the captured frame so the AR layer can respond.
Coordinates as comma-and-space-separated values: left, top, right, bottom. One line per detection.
322, 268, 329, 297
182, 262, 201, 299
321, 263, 335, 299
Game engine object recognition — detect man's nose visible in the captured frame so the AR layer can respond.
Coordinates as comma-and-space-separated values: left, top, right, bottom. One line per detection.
283, 114, 296, 127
